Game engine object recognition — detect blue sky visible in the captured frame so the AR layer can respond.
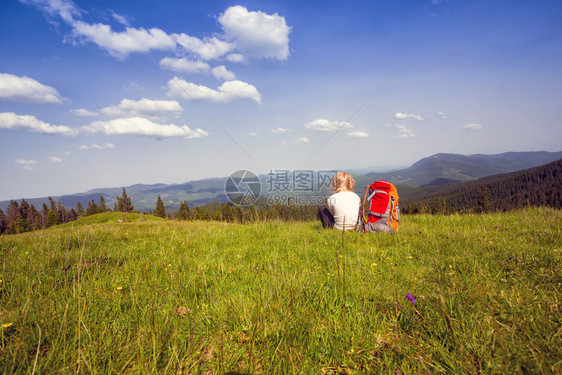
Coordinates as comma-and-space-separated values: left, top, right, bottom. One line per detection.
1, 0, 561, 200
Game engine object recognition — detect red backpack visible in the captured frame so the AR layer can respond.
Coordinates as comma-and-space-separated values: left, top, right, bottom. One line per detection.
360, 180, 400, 233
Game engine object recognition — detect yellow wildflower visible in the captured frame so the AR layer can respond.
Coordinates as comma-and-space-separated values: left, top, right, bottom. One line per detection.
2, 323, 13, 329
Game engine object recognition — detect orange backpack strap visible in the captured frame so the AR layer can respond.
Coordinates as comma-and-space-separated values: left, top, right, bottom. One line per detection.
362, 186, 370, 224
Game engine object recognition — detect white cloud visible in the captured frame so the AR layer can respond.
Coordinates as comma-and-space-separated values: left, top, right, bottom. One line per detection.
271, 128, 292, 134
172, 34, 234, 61
295, 137, 309, 144
71, 108, 99, 117
15, 159, 39, 171
22, 0, 175, 59
83, 117, 208, 139
226, 53, 244, 63
462, 123, 483, 130
48, 156, 62, 163
167, 77, 261, 104
100, 98, 183, 118
124, 81, 144, 91
111, 11, 130, 27
438, 111, 448, 119
248, 132, 258, 136
304, 119, 353, 132
392, 124, 415, 139
348, 131, 369, 138
211, 65, 236, 81
0, 112, 77, 135
0, 73, 65, 104
77, 143, 115, 150
20, 0, 80, 24
92, 143, 115, 149
219, 5, 291, 61
23, 1, 293, 67
394, 112, 423, 121
71, 20, 176, 59
159, 57, 210, 75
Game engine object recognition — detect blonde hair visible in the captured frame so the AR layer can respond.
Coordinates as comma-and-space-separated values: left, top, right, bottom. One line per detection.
332, 171, 355, 193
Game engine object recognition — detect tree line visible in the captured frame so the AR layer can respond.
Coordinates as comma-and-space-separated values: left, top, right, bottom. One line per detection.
401, 159, 562, 214
0, 189, 320, 235
0, 188, 136, 235
146, 195, 319, 224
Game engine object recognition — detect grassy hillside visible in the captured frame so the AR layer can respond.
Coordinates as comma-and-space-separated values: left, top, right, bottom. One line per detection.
0, 209, 560, 373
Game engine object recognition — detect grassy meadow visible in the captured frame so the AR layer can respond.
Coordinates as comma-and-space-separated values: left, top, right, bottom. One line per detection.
0, 208, 560, 374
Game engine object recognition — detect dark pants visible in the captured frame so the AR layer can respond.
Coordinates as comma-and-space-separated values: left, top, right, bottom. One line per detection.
317, 205, 335, 229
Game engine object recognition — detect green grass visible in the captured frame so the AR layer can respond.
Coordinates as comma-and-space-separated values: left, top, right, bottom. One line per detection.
0, 208, 560, 373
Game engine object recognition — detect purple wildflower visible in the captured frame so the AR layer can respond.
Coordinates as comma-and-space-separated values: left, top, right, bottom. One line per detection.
62, 265, 71, 271
406, 293, 416, 305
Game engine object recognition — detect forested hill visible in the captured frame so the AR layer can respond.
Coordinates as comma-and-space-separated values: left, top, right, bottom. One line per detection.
401, 158, 562, 213
355, 151, 562, 188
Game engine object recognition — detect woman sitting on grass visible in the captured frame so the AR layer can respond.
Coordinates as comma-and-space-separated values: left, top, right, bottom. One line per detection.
318, 171, 360, 231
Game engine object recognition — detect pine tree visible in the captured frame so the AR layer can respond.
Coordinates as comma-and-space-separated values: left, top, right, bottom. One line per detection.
86, 200, 98, 216
98, 196, 108, 213
28, 203, 40, 230
46, 197, 60, 228
57, 202, 67, 223
194, 207, 205, 220
68, 208, 78, 222
117, 188, 134, 213
232, 206, 244, 224
0, 209, 6, 234
248, 205, 258, 222
6, 200, 19, 234
221, 204, 232, 222
178, 200, 190, 220
155, 195, 166, 218
209, 208, 219, 221
41, 203, 48, 229
76, 202, 85, 216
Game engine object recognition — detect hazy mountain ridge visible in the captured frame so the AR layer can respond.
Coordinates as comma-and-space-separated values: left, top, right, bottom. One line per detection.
1, 151, 560, 212
399, 158, 562, 212
355, 151, 562, 189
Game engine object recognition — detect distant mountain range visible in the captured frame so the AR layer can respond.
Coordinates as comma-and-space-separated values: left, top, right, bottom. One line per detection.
2, 151, 561, 213
399, 158, 562, 212
354, 151, 562, 189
